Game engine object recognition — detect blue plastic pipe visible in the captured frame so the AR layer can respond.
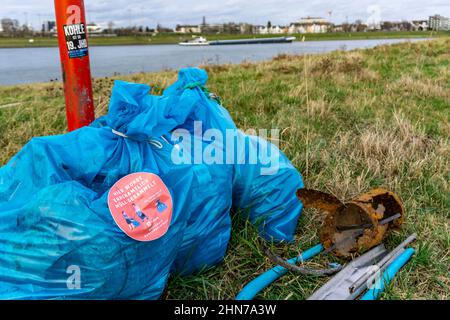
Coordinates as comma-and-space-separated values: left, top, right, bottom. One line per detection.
361, 248, 415, 300
236, 244, 324, 300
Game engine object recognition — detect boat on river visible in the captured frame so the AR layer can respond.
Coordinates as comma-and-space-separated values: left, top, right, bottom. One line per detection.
179, 36, 296, 46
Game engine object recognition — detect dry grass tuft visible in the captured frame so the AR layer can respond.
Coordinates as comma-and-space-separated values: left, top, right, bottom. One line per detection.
201, 64, 232, 73
387, 75, 448, 99
311, 52, 365, 75
334, 111, 446, 182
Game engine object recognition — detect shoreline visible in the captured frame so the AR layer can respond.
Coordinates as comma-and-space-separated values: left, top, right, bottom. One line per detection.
0, 37, 436, 87
0, 31, 447, 49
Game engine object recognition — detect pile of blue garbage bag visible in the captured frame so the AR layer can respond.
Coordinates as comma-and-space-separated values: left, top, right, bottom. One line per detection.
0, 68, 303, 299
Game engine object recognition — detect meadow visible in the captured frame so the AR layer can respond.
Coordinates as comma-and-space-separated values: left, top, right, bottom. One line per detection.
0, 38, 448, 300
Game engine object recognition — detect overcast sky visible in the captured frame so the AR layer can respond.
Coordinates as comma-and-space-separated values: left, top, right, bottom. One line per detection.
1, 0, 449, 29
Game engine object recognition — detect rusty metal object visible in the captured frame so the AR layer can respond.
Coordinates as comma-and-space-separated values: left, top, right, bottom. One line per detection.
297, 189, 343, 213
297, 188, 404, 258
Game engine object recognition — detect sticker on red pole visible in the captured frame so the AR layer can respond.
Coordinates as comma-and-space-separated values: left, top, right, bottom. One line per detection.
108, 172, 173, 242
63, 23, 88, 59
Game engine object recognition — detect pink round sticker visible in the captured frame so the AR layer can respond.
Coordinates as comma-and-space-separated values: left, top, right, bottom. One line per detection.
108, 172, 173, 242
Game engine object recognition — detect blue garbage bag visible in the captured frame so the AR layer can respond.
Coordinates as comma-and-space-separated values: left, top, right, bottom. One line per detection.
0, 83, 198, 299
231, 131, 304, 242
0, 67, 304, 299
101, 76, 234, 276
163, 68, 304, 243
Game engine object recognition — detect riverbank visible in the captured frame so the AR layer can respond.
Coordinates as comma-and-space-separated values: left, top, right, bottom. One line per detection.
0, 30, 449, 48
1, 38, 429, 86
0, 39, 449, 300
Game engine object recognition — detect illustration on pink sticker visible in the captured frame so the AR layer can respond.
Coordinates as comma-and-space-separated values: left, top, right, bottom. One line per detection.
108, 172, 173, 242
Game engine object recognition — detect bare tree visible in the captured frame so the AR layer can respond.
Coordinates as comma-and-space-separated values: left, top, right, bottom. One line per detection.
341, 23, 352, 32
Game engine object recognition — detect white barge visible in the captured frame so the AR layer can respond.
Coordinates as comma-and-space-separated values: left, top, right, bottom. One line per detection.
179, 36, 296, 46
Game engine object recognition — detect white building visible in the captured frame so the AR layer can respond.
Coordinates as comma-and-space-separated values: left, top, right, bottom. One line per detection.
256, 25, 286, 34
429, 15, 449, 31
289, 17, 330, 34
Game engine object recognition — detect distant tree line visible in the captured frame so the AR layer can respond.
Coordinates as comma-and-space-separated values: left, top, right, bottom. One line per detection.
0, 16, 443, 38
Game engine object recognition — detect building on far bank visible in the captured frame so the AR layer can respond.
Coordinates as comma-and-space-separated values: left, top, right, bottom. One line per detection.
288, 17, 330, 34
42, 20, 56, 33
175, 24, 201, 33
411, 20, 429, 31
202, 23, 225, 34
429, 15, 449, 31
176, 22, 247, 34
256, 25, 287, 34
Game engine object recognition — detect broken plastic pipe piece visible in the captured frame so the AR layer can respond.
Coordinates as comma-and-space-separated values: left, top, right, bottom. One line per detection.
350, 233, 417, 294
235, 244, 324, 300
308, 244, 388, 300
361, 248, 415, 300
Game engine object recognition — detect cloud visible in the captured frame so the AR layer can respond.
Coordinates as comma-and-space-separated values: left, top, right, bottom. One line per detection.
1, 0, 449, 29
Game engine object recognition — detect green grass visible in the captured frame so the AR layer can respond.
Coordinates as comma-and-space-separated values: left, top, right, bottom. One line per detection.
0, 30, 449, 48
0, 38, 449, 300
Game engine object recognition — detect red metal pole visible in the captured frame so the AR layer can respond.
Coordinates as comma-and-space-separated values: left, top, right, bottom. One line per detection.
54, 0, 95, 131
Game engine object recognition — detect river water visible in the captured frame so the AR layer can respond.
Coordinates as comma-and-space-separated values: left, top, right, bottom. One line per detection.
0, 38, 427, 86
